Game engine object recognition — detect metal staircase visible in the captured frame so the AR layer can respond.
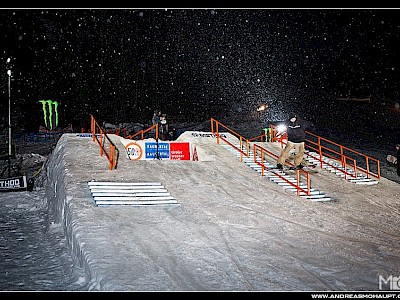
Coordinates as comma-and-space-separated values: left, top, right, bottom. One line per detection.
88, 181, 179, 206
220, 144, 334, 202
304, 150, 379, 185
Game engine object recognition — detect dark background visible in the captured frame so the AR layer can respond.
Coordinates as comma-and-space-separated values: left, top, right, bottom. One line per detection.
0, 8, 399, 141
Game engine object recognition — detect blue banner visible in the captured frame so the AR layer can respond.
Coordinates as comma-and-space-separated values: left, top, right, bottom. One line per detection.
145, 142, 170, 159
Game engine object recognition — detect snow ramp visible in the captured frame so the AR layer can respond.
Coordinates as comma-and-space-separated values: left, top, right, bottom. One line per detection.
42, 132, 400, 291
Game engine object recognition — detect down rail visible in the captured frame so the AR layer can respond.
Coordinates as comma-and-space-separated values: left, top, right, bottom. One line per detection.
90, 115, 119, 170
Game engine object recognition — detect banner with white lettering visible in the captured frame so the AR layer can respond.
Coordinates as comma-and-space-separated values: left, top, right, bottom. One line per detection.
121, 138, 191, 161
0, 176, 28, 192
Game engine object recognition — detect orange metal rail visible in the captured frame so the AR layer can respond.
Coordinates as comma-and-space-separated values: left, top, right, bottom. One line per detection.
267, 124, 380, 180
211, 117, 381, 196
90, 115, 119, 170
210, 118, 313, 196
210, 118, 251, 162
125, 123, 159, 140
253, 143, 312, 196
305, 132, 380, 180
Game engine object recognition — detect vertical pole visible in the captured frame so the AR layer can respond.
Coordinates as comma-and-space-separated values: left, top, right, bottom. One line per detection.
8, 74, 11, 156
7, 70, 12, 178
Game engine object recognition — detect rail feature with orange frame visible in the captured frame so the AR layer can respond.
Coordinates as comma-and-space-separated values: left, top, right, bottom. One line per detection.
267, 124, 381, 180
253, 143, 313, 197
210, 118, 251, 163
125, 123, 159, 140
211, 118, 381, 196
210, 118, 314, 197
90, 115, 119, 170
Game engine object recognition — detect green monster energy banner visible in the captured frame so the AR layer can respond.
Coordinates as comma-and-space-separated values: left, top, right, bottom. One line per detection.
39, 100, 59, 130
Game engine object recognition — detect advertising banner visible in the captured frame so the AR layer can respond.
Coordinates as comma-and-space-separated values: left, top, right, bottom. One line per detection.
0, 175, 27, 192
39, 100, 59, 130
124, 140, 191, 161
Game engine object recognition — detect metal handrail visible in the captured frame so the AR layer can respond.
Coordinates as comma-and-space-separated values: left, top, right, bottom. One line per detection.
253, 144, 312, 196
267, 124, 381, 180
90, 115, 119, 170
210, 118, 250, 162
210, 118, 310, 196
125, 123, 159, 140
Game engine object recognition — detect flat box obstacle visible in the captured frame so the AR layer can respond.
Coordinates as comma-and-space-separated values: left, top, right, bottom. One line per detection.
87, 181, 179, 206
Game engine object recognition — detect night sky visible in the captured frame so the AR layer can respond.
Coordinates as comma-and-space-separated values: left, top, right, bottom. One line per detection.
1, 8, 400, 132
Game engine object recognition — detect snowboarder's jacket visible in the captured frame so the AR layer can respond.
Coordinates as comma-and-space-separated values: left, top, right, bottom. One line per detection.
284, 117, 315, 143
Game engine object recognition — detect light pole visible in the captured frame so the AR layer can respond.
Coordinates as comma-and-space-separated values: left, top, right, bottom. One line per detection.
7, 63, 12, 177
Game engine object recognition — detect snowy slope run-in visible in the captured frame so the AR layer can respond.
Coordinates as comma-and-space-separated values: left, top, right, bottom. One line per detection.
36, 132, 400, 291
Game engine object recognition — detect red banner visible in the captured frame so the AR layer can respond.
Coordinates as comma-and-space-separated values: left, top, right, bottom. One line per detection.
170, 142, 190, 160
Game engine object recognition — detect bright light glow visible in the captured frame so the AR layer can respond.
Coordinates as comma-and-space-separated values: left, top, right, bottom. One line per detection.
257, 105, 265, 112
7, 70, 11, 76
276, 124, 287, 134
257, 103, 268, 112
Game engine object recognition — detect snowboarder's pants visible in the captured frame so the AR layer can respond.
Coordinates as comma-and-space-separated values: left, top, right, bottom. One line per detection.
277, 141, 305, 167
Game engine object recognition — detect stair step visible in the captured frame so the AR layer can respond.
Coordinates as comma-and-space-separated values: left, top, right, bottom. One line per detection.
288, 189, 321, 195
93, 195, 176, 201
91, 192, 172, 197
95, 200, 179, 206
88, 182, 178, 207
88, 181, 162, 186
90, 189, 168, 193
348, 178, 379, 185
88, 185, 166, 190
308, 197, 333, 202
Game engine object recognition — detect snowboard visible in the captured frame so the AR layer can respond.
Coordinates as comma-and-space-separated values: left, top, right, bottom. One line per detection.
270, 164, 318, 174
386, 154, 397, 166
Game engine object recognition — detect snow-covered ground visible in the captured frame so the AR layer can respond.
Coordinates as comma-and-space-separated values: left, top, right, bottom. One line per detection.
0, 123, 399, 291
0, 189, 88, 291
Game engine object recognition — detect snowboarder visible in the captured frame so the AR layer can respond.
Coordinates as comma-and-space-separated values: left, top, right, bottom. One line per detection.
276, 112, 315, 170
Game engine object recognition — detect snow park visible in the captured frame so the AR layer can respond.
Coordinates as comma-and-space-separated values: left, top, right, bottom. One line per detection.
0, 8, 400, 295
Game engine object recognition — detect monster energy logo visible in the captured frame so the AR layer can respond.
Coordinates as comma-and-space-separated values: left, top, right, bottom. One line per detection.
39, 100, 59, 130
